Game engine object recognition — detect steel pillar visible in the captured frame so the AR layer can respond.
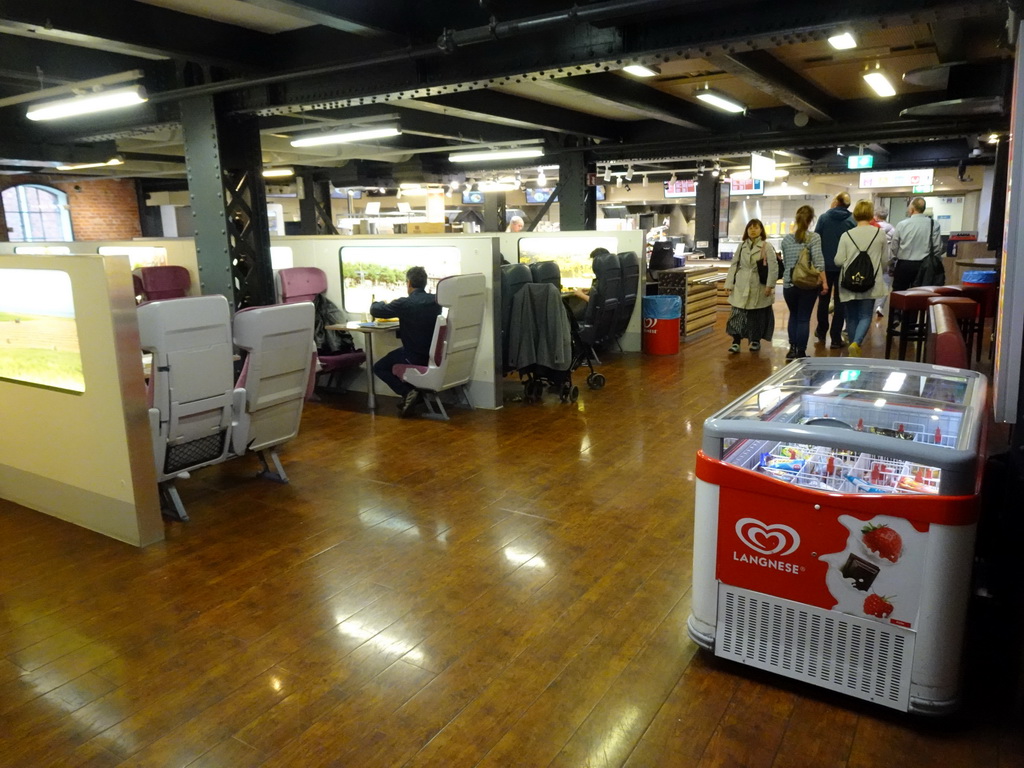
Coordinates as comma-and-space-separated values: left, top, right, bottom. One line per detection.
298, 172, 337, 235
559, 154, 596, 231
180, 94, 274, 308
694, 172, 722, 255
483, 192, 506, 232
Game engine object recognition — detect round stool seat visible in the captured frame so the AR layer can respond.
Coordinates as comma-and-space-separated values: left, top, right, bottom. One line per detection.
890, 290, 935, 311
927, 295, 978, 321
930, 286, 964, 296
957, 284, 997, 318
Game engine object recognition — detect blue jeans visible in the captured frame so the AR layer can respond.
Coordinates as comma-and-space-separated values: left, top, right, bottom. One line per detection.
783, 285, 819, 352
844, 298, 875, 345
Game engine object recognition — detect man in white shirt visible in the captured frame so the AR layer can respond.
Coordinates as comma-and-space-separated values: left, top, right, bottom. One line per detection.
890, 197, 942, 291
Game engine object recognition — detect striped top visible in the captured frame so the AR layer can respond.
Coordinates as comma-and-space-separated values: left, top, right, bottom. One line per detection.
779, 231, 825, 289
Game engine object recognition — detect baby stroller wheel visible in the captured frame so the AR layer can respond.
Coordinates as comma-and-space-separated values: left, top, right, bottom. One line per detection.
559, 382, 578, 403
587, 372, 606, 390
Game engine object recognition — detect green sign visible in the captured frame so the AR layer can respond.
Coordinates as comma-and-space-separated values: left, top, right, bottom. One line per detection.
847, 155, 874, 169
912, 184, 934, 193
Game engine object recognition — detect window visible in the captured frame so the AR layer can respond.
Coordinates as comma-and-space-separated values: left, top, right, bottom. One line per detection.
2, 185, 74, 242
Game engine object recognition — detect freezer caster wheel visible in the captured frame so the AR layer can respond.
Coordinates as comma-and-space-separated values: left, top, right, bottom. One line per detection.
587, 373, 606, 390
559, 383, 579, 403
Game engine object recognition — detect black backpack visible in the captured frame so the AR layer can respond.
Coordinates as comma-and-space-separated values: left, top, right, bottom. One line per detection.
840, 229, 880, 293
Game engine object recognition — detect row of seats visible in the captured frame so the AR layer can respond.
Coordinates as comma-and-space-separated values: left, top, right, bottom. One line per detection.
885, 283, 995, 365
138, 296, 316, 521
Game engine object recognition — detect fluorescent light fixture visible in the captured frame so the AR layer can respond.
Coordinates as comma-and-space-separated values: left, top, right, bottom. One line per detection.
56, 158, 123, 171
828, 32, 857, 50
863, 69, 896, 97
262, 168, 294, 178
623, 64, 660, 77
27, 85, 148, 121
695, 87, 746, 113
290, 126, 400, 147
448, 147, 544, 163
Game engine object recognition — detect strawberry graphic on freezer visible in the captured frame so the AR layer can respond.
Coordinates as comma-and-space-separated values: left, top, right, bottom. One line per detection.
820, 514, 928, 628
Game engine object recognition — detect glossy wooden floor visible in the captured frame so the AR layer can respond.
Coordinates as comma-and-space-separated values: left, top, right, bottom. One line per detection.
2, 309, 1022, 768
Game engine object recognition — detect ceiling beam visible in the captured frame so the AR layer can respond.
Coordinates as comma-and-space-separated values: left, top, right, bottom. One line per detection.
0, 0, 268, 68
552, 73, 720, 133
401, 91, 623, 141
704, 50, 838, 123
234, 0, 402, 38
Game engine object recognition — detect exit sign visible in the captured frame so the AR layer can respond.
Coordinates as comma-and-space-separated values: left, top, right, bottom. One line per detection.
847, 155, 874, 169
913, 184, 934, 193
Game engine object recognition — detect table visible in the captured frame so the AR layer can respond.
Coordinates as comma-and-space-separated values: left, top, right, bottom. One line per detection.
326, 321, 398, 411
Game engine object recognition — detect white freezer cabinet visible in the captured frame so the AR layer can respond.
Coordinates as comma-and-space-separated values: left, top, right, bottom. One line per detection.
687, 358, 987, 714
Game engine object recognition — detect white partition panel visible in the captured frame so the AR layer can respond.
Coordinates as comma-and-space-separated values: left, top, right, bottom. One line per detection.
497, 230, 645, 352
0, 254, 163, 546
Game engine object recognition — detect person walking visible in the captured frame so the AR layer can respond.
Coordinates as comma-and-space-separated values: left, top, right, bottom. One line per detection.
835, 200, 889, 357
779, 205, 827, 360
873, 207, 896, 317
725, 218, 782, 354
890, 196, 942, 291
814, 192, 856, 348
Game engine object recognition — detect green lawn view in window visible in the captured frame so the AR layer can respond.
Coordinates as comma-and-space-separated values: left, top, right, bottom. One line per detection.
0, 269, 84, 393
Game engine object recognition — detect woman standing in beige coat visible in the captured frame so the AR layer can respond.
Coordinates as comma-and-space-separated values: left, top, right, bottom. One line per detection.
725, 218, 781, 353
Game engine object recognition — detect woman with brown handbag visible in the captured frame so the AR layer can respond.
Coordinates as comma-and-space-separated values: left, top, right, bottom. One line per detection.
780, 205, 828, 360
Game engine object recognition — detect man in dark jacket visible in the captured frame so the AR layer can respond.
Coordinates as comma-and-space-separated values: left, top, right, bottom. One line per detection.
814, 192, 856, 348
369, 266, 442, 416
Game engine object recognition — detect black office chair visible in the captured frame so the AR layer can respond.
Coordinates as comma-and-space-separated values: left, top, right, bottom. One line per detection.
609, 251, 639, 350
572, 252, 621, 388
528, 260, 561, 290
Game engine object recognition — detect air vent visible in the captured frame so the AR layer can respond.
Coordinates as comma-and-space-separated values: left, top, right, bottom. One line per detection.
716, 586, 914, 711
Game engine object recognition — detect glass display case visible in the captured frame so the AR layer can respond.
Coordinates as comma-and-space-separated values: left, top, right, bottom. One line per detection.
689, 358, 988, 715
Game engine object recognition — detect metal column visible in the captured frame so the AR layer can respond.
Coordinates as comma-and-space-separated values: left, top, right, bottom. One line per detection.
483, 192, 507, 232
694, 171, 721, 256
180, 95, 275, 308
298, 172, 337, 235
559, 154, 596, 231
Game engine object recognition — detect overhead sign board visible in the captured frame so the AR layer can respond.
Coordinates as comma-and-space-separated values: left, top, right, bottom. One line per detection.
729, 178, 764, 195
664, 179, 697, 198
912, 184, 934, 194
847, 155, 874, 170
859, 169, 934, 189
750, 152, 776, 181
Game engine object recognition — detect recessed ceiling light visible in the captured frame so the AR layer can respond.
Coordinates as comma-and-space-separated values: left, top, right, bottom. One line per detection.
828, 32, 857, 50
863, 68, 896, 97
695, 87, 746, 113
623, 64, 660, 78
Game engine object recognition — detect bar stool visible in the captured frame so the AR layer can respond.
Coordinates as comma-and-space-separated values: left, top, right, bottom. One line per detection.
886, 290, 936, 361
926, 296, 980, 363
958, 284, 998, 361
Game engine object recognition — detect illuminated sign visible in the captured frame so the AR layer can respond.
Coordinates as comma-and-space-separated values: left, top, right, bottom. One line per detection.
859, 169, 933, 188
847, 155, 874, 169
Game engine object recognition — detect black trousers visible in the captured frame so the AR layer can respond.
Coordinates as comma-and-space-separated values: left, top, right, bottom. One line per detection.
815, 270, 845, 344
891, 259, 921, 292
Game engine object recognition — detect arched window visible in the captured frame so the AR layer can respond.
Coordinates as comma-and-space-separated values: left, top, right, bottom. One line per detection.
2, 184, 74, 242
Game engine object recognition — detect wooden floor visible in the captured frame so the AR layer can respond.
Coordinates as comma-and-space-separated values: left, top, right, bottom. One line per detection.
2, 308, 1023, 768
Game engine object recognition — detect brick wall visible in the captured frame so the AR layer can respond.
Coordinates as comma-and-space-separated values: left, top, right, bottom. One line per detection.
1, 176, 142, 242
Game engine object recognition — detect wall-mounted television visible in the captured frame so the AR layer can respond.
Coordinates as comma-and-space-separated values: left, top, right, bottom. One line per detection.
462, 189, 485, 204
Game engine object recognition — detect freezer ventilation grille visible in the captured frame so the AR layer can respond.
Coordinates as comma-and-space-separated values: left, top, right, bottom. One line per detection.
716, 586, 914, 711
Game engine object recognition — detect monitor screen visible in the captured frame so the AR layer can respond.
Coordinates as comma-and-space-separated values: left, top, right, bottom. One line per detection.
462, 189, 485, 204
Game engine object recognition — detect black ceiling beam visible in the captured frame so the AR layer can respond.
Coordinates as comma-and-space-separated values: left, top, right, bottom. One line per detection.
0, 138, 118, 166
0, 0, 269, 69
234, 0, 404, 38
705, 50, 839, 123
552, 73, 722, 134
407, 91, 623, 140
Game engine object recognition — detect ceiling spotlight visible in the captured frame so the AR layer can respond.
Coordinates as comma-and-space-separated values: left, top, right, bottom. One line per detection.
290, 126, 400, 147
669, 172, 677, 183
828, 31, 857, 50
622, 64, 661, 78
449, 179, 460, 191
27, 85, 148, 121
695, 86, 746, 114
625, 165, 634, 181
802, 180, 809, 187
712, 162, 721, 177
988, 133, 1000, 144
616, 175, 623, 188
603, 166, 612, 182
449, 147, 544, 163
863, 65, 896, 97
536, 167, 548, 186
642, 174, 648, 187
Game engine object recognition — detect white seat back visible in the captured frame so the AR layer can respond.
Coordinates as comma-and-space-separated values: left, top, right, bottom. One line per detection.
138, 295, 241, 481
232, 302, 315, 454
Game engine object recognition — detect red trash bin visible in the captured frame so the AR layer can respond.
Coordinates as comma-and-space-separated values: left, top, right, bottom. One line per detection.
642, 295, 682, 355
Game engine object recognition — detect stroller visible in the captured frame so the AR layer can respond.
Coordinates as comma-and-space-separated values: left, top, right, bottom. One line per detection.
502, 261, 579, 404
567, 251, 628, 390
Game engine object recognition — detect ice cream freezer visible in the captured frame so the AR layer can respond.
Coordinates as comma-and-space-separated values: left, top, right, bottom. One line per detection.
687, 358, 988, 715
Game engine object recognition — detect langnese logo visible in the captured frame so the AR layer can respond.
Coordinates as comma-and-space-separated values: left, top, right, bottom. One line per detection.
735, 518, 800, 556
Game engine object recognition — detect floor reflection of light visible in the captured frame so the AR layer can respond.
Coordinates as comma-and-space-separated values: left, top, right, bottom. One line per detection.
271, 676, 283, 692
587, 705, 642, 764
504, 547, 547, 569
336, 620, 424, 663
357, 510, 421, 538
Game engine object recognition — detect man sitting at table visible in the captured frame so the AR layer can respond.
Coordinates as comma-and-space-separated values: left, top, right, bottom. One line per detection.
369, 266, 442, 416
